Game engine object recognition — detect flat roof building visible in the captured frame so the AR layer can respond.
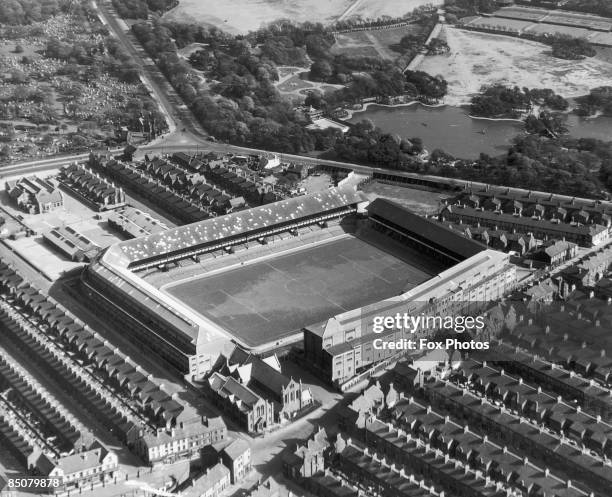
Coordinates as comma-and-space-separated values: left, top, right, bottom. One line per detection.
43, 226, 100, 262
107, 207, 168, 239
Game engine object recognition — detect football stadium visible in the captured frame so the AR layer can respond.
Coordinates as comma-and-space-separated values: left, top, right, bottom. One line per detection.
161, 235, 439, 347
82, 186, 517, 382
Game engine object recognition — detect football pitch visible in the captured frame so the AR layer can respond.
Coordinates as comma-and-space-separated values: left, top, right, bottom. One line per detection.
163, 235, 439, 347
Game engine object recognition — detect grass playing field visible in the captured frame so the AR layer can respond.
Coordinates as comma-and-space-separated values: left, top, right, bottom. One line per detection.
163, 235, 439, 347
331, 25, 423, 61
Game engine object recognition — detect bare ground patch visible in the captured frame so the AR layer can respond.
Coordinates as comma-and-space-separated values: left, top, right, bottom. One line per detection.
418, 26, 612, 105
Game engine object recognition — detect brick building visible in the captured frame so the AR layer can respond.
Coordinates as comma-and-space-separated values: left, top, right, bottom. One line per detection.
531, 240, 579, 267
214, 346, 314, 421
135, 416, 227, 465
6, 176, 63, 214
221, 438, 251, 483
196, 463, 231, 497
59, 164, 125, 210
283, 427, 329, 479
207, 373, 274, 434
42, 445, 118, 492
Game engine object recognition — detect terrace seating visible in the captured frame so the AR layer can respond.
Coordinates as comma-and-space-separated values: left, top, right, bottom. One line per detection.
109, 186, 364, 270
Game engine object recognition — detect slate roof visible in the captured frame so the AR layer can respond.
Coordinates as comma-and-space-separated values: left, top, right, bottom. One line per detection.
49, 446, 111, 476
222, 438, 250, 460
444, 204, 607, 238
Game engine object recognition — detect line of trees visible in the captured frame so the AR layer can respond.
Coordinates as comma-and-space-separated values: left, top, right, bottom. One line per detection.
0, 0, 68, 24
111, 0, 177, 20
429, 135, 612, 198
564, 0, 612, 17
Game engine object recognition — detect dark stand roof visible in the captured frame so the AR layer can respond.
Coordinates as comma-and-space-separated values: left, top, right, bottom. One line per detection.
367, 198, 486, 261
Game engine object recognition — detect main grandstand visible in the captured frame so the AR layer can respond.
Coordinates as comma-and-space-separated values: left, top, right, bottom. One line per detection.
82, 188, 516, 383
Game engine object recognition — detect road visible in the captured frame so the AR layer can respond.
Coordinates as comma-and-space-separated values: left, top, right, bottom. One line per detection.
90, 1, 398, 174
0, 149, 124, 178
1, 1, 466, 190
0, 1, 495, 200
93, 0, 208, 140
0, 139, 410, 184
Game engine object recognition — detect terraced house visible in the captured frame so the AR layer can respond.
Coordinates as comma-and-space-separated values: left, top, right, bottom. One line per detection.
42, 445, 118, 492
135, 416, 227, 465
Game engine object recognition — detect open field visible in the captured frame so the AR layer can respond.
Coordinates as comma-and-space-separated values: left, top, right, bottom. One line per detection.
276, 74, 316, 93
465, 16, 536, 33
525, 22, 594, 38
332, 24, 423, 60
496, 6, 612, 31
331, 34, 381, 58
176, 42, 208, 58
163, 0, 353, 34
275, 70, 344, 99
591, 32, 612, 46
163, 0, 439, 34
546, 13, 612, 31
346, 0, 444, 20
465, 7, 612, 45
465, 16, 612, 46
164, 235, 438, 346
494, 6, 549, 21
418, 26, 612, 105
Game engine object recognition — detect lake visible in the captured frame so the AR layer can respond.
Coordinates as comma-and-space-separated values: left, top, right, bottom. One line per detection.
565, 113, 612, 142
348, 103, 612, 159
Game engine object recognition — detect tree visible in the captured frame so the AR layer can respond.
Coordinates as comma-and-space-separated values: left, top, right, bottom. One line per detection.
483, 305, 505, 339
13, 44, 24, 53
504, 305, 516, 334
309, 59, 333, 82
40, 134, 54, 146
304, 90, 324, 109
